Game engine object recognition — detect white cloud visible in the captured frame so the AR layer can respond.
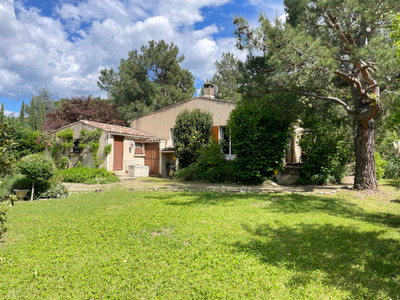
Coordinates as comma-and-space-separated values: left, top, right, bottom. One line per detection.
1, 0, 268, 102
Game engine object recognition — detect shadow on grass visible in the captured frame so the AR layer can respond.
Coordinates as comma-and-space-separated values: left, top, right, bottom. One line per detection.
234, 223, 400, 298
160, 191, 400, 228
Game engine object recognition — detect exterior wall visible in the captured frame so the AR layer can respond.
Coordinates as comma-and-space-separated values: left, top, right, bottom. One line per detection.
130, 97, 236, 149
53, 123, 109, 169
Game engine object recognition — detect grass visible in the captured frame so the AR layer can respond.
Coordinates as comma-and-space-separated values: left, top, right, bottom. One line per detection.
1, 182, 400, 299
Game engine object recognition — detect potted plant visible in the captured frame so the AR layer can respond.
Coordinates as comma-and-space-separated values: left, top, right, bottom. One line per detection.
12, 175, 32, 201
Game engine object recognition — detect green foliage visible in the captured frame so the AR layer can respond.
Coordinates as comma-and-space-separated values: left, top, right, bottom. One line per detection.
28, 97, 37, 131
56, 167, 119, 184
103, 144, 112, 156
56, 129, 74, 143
174, 109, 213, 168
0, 173, 30, 197
35, 179, 69, 199
0, 103, 4, 124
98, 40, 195, 120
374, 152, 387, 180
228, 96, 293, 184
385, 156, 400, 179
299, 107, 352, 185
391, 13, 400, 58
18, 154, 56, 183
0, 123, 16, 176
175, 141, 235, 183
205, 53, 242, 101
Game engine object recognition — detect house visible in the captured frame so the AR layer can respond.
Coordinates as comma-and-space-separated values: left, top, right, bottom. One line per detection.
51, 120, 160, 176
129, 84, 238, 177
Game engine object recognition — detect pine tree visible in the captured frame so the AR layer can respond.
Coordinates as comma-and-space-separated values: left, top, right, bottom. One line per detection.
19, 100, 25, 125
29, 97, 37, 130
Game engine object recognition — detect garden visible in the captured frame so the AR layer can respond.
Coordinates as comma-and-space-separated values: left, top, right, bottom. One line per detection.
0, 180, 399, 298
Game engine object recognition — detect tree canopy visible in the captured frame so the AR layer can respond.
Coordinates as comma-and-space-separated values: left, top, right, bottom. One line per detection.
43, 96, 125, 131
98, 40, 196, 121
235, 0, 400, 190
205, 53, 242, 101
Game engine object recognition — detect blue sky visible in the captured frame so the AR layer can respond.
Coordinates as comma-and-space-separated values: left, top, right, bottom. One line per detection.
0, 0, 285, 115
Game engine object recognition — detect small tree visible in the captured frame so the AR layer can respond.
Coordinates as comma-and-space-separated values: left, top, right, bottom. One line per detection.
18, 154, 56, 201
174, 109, 213, 168
228, 95, 294, 184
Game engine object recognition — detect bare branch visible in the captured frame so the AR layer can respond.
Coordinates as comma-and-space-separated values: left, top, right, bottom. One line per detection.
283, 90, 356, 115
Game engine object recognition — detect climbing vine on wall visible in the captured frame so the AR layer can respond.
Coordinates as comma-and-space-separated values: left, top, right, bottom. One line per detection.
51, 128, 112, 169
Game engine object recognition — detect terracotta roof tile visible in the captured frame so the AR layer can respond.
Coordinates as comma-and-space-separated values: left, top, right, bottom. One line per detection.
53, 120, 158, 140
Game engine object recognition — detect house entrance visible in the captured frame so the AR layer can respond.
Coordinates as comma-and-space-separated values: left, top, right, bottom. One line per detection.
145, 142, 160, 175
113, 136, 124, 171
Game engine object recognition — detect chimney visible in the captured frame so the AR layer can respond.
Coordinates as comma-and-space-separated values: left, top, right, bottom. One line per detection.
203, 83, 215, 99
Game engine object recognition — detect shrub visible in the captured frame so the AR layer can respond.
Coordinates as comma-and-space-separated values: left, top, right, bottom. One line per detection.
174, 141, 235, 183
18, 154, 56, 201
385, 156, 400, 179
35, 179, 69, 199
56, 167, 119, 184
174, 109, 213, 168
298, 106, 352, 185
374, 152, 387, 180
228, 96, 293, 184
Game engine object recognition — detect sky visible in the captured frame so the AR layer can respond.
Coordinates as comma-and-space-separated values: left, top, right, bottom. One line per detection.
0, 0, 285, 115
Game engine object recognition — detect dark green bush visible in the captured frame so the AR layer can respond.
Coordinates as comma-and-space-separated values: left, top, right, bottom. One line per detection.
385, 156, 400, 179
0, 173, 31, 197
56, 167, 119, 184
298, 106, 352, 185
175, 141, 234, 183
228, 96, 293, 184
174, 109, 213, 168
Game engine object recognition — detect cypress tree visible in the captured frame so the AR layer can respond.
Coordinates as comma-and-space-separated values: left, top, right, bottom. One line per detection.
37, 100, 45, 131
19, 100, 25, 125
0, 102, 4, 124
29, 97, 37, 130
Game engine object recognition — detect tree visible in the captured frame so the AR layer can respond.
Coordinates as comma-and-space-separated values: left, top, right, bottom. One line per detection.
0, 103, 4, 123
0, 123, 16, 177
28, 97, 37, 131
234, 0, 400, 190
391, 13, 400, 57
228, 95, 294, 184
37, 100, 45, 131
98, 40, 196, 120
18, 154, 56, 201
205, 53, 242, 101
43, 96, 126, 131
173, 109, 213, 168
19, 101, 25, 126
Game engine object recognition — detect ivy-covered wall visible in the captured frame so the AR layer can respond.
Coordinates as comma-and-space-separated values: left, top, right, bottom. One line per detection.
51, 123, 112, 169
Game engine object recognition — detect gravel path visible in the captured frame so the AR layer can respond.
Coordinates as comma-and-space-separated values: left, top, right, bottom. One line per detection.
64, 176, 354, 195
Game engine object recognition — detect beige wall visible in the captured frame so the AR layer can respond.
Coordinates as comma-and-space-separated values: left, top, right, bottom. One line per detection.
53, 123, 109, 169
130, 97, 236, 149
53, 123, 149, 172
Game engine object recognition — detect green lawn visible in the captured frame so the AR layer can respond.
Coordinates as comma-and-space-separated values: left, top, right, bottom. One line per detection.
1, 183, 400, 299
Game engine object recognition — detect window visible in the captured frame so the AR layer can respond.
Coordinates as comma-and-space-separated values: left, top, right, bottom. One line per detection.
219, 127, 235, 160
72, 140, 81, 154
135, 142, 144, 154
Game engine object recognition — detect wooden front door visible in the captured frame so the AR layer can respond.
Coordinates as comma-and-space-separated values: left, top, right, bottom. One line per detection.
145, 142, 160, 175
113, 136, 124, 171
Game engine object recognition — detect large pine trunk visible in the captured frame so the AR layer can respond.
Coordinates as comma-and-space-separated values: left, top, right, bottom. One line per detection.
353, 118, 378, 190
352, 84, 379, 190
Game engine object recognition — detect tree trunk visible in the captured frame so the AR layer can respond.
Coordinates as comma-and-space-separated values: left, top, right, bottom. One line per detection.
30, 180, 35, 202
353, 118, 378, 190
352, 84, 379, 190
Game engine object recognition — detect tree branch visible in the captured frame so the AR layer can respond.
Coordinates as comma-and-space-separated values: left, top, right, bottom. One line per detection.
283, 90, 355, 115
